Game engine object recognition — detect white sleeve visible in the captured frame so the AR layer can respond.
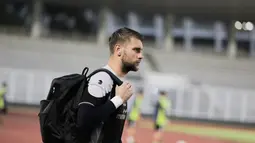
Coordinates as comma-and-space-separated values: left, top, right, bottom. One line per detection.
88, 72, 123, 108
88, 72, 113, 98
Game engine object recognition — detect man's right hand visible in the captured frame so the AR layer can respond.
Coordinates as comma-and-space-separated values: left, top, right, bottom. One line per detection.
116, 82, 133, 102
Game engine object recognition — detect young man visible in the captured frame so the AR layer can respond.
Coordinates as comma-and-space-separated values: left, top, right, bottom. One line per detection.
76, 27, 144, 143
152, 90, 171, 143
126, 89, 144, 143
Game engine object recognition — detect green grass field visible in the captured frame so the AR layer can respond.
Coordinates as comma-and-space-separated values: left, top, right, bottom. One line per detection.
167, 124, 255, 143
140, 121, 255, 143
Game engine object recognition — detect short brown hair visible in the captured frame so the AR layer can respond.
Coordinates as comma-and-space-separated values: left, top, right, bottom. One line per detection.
159, 90, 167, 95
108, 27, 143, 54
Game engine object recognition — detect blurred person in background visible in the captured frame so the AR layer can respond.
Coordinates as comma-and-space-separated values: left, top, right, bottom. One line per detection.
152, 90, 171, 143
126, 88, 144, 143
0, 81, 8, 124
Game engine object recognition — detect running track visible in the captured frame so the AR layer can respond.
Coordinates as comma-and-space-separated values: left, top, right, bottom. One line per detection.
0, 112, 241, 143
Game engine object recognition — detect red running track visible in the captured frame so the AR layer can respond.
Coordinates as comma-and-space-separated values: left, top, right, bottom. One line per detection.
0, 114, 239, 143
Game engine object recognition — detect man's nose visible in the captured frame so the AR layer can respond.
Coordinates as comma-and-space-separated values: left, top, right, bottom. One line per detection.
138, 53, 143, 59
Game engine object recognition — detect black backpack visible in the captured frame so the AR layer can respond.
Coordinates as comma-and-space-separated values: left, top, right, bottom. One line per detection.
38, 67, 122, 143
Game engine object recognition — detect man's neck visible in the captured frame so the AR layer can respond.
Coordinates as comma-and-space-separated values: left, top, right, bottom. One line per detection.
107, 57, 127, 78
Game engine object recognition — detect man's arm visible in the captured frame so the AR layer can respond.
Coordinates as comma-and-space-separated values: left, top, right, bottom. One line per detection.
76, 72, 123, 130
77, 98, 121, 129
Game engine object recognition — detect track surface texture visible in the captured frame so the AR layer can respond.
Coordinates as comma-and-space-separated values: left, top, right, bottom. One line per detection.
0, 108, 253, 143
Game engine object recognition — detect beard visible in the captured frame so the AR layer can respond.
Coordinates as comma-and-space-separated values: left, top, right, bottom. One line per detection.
121, 58, 139, 74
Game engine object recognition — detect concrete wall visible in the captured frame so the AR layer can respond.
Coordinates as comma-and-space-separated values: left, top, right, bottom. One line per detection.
150, 48, 255, 89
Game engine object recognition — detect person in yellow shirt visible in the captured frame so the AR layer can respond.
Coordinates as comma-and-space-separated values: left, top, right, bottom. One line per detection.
126, 89, 144, 143
0, 82, 7, 125
152, 90, 171, 143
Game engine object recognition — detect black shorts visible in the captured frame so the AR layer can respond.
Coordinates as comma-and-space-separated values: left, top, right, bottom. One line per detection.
154, 124, 163, 131
127, 119, 136, 127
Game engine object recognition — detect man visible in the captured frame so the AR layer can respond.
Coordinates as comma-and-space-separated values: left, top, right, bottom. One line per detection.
76, 27, 144, 143
152, 90, 171, 143
126, 88, 144, 143
0, 82, 7, 124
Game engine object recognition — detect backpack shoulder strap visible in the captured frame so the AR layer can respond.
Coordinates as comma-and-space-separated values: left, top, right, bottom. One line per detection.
87, 68, 123, 86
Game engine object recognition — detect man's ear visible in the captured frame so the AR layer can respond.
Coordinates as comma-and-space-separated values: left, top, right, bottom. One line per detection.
115, 44, 122, 56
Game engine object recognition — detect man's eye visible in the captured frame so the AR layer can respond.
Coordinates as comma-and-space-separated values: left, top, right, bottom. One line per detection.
134, 48, 141, 53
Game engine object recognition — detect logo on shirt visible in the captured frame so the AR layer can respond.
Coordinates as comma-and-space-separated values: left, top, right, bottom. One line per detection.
116, 103, 127, 120
116, 111, 127, 120
98, 80, 103, 85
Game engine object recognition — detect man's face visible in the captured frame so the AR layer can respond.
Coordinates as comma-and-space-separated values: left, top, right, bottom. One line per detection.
120, 37, 143, 73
